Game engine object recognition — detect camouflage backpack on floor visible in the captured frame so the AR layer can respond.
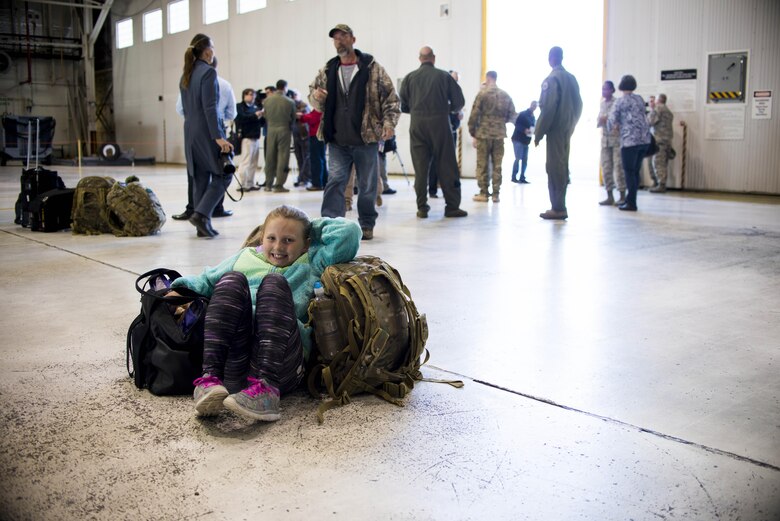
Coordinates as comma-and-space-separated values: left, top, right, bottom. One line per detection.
307, 255, 462, 422
71, 176, 115, 235
106, 176, 166, 237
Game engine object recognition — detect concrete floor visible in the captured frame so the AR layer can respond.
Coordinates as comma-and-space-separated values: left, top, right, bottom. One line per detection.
1, 162, 779, 520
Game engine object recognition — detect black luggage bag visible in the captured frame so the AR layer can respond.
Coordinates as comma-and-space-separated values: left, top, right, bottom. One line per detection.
15, 166, 66, 227
29, 188, 75, 232
14, 119, 66, 227
127, 269, 209, 396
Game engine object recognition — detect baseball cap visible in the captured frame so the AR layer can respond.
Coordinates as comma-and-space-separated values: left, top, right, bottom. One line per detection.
328, 24, 353, 37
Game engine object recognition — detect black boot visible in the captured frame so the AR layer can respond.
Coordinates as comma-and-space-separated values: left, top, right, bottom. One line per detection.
172, 209, 193, 221
189, 212, 217, 238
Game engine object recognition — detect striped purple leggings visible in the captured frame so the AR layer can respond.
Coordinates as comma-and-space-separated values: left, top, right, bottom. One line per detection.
202, 271, 304, 394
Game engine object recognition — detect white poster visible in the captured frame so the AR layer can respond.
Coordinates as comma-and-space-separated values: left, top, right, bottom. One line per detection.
705, 105, 746, 140
661, 81, 697, 113
752, 90, 772, 119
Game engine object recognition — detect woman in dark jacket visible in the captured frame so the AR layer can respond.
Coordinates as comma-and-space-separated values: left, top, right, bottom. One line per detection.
180, 33, 233, 237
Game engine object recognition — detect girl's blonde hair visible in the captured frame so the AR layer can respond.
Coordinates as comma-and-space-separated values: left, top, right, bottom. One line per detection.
241, 206, 312, 248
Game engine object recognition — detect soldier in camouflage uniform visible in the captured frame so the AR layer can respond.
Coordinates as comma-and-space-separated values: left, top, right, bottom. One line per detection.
308, 24, 400, 241
597, 80, 625, 206
647, 94, 674, 192
534, 46, 583, 220
468, 71, 517, 203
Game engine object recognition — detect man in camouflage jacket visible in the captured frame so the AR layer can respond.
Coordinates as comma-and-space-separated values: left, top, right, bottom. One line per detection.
647, 94, 674, 192
308, 24, 400, 240
468, 70, 517, 203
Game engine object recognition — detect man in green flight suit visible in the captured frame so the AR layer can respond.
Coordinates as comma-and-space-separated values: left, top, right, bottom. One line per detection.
400, 46, 468, 219
534, 46, 583, 220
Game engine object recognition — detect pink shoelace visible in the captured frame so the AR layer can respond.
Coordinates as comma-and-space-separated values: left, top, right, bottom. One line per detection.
193, 375, 222, 388
244, 377, 280, 398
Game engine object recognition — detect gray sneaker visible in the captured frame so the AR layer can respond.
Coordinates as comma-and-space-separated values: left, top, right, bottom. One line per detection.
193, 374, 229, 416
223, 377, 280, 421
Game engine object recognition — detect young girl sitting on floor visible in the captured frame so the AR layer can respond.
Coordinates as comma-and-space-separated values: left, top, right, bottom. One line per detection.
169, 205, 361, 421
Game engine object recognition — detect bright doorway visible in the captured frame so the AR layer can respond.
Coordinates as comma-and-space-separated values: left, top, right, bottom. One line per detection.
486, 0, 604, 182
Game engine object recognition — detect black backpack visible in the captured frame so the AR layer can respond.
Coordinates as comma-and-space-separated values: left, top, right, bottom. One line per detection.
29, 188, 75, 232
126, 269, 209, 395
15, 166, 65, 227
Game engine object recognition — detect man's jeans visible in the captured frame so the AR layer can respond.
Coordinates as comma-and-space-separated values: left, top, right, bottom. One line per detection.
321, 142, 379, 230
512, 140, 529, 180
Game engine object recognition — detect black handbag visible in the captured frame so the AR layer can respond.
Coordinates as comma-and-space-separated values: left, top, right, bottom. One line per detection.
126, 268, 209, 395
644, 135, 659, 157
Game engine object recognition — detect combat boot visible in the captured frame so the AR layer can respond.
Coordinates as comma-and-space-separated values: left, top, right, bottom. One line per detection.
615, 190, 626, 206
599, 190, 614, 206
649, 183, 667, 193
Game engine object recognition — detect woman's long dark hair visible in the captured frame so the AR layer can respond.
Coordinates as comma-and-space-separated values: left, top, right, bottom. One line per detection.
181, 33, 212, 89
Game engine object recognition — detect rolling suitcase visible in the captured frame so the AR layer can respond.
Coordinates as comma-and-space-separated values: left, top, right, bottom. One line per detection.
14, 119, 65, 227
29, 188, 75, 232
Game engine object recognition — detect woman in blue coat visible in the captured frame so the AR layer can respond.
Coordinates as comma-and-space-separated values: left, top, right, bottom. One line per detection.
179, 33, 233, 238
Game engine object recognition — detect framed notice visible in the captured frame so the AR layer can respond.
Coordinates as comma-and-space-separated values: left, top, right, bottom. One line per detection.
752, 90, 772, 119
705, 105, 745, 140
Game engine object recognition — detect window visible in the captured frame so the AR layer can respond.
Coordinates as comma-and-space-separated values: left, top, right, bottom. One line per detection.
116, 18, 133, 49
238, 0, 266, 14
143, 9, 163, 42
203, 0, 228, 24
168, 0, 189, 34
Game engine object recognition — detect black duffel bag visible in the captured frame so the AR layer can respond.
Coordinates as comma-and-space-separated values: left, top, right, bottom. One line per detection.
126, 268, 209, 395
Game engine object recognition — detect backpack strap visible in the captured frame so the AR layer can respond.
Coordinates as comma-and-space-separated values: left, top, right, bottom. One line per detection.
135, 268, 206, 305
420, 377, 465, 388
314, 389, 351, 424
126, 312, 146, 380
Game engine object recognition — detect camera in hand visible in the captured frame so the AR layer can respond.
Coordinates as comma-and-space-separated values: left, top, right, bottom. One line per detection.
220, 152, 236, 174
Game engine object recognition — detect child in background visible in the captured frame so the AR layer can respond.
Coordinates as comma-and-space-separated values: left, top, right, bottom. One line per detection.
169, 205, 361, 421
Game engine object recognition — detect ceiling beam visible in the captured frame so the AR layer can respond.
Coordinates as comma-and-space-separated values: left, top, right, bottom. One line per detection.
1, 39, 82, 49
89, 0, 114, 47
22, 0, 103, 8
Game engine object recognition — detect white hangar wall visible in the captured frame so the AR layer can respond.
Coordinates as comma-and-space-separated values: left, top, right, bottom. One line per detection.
605, 0, 780, 193
111, 0, 780, 193
111, 0, 482, 174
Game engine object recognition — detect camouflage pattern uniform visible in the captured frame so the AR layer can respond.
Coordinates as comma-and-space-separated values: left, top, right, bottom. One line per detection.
598, 97, 625, 192
308, 49, 400, 232
468, 85, 517, 197
647, 102, 674, 185
308, 53, 400, 145
534, 66, 582, 213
